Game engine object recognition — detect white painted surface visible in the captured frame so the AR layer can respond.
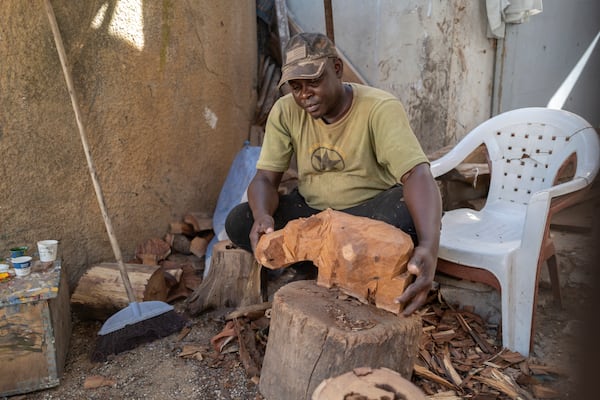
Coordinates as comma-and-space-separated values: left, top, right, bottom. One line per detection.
286, 0, 495, 152
287, 0, 599, 150
495, 0, 600, 127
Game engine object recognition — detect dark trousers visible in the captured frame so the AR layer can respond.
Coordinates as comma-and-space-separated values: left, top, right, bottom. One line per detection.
225, 185, 417, 252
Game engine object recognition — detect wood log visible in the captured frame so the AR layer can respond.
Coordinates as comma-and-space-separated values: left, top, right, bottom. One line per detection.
71, 263, 167, 320
135, 237, 171, 265
312, 367, 427, 400
169, 221, 194, 236
185, 240, 263, 315
259, 280, 421, 400
189, 236, 209, 258
255, 209, 414, 314
183, 211, 213, 232
165, 233, 192, 255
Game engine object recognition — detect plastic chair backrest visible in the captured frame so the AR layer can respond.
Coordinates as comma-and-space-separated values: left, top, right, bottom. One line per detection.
439, 108, 599, 210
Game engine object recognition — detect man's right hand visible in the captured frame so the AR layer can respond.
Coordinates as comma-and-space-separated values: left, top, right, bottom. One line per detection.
250, 214, 276, 252
247, 169, 284, 252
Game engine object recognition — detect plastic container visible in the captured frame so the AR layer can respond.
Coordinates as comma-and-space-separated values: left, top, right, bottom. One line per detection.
12, 256, 32, 277
37, 240, 59, 262
9, 246, 28, 258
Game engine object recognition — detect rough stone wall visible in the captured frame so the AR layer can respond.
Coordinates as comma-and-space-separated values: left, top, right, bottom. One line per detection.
0, 1, 257, 288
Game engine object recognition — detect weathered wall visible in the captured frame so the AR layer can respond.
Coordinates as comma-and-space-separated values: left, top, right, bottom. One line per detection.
286, 0, 495, 154
493, 0, 600, 128
0, 1, 257, 288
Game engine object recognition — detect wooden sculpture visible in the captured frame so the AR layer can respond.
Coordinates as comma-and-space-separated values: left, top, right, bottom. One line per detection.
255, 209, 414, 314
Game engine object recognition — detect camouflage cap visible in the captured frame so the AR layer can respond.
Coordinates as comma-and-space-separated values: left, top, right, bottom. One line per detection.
278, 33, 338, 88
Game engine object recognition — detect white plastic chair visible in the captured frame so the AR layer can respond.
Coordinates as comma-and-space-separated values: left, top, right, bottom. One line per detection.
430, 107, 599, 356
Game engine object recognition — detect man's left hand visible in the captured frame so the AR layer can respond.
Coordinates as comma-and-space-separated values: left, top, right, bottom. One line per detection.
394, 245, 436, 316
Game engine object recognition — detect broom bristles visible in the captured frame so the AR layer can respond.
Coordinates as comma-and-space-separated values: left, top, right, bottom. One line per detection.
92, 310, 186, 362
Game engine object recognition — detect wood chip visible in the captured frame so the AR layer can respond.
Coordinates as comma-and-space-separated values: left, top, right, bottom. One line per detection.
176, 325, 192, 341
456, 313, 494, 354
413, 364, 457, 391
226, 302, 272, 321
83, 375, 117, 389
432, 329, 456, 342
473, 368, 533, 400
179, 344, 209, 360
441, 351, 463, 386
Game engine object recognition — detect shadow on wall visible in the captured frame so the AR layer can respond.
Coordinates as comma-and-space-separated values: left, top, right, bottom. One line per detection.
1, 1, 255, 289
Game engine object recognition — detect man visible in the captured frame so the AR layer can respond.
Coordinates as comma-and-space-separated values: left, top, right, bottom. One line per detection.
226, 32, 441, 316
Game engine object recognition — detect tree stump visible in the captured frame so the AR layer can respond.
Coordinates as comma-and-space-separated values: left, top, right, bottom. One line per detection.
71, 263, 167, 320
259, 280, 421, 400
312, 367, 427, 400
185, 240, 263, 315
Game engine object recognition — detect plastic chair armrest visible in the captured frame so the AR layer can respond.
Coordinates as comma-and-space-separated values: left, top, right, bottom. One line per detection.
545, 177, 589, 199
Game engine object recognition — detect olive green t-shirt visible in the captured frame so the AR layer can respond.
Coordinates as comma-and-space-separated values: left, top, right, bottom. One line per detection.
257, 83, 429, 210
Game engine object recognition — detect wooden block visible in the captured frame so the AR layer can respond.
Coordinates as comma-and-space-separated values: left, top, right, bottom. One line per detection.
166, 233, 192, 255
169, 221, 194, 236
255, 209, 414, 314
0, 260, 71, 396
189, 236, 209, 258
259, 280, 422, 400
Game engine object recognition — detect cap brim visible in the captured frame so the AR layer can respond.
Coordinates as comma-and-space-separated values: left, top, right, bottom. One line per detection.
278, 59, 327, 88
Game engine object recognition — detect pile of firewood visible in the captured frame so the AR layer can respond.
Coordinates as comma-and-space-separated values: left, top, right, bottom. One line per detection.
70, 211, 215, 320
133, 211, 215, 303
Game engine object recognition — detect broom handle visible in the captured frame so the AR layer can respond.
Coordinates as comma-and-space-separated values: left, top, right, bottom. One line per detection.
44, 0, 137, 303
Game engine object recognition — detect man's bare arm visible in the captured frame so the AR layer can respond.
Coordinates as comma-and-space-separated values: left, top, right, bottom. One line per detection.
395, 162, 442, 316
247, 169, 284, 251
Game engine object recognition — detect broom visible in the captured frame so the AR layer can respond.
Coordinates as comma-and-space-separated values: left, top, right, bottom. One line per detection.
44, 0, 186, 362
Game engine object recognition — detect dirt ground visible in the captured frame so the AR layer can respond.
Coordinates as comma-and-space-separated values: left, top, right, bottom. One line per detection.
11, 199, 597, 400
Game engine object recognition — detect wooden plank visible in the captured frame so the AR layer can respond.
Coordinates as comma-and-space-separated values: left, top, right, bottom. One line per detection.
49, 269, 72, 378
274, 0, 290, 59
0, 302, 53, 394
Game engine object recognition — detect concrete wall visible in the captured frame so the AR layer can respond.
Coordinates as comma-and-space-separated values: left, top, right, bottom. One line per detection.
0, 1, 257, 288
287, 0, 599, 146
493, 0, 600, 128
286, 0, 496, 153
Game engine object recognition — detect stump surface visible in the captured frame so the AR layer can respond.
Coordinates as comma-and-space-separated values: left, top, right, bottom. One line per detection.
312, 367, 427, 400
259, 280, 421, 400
